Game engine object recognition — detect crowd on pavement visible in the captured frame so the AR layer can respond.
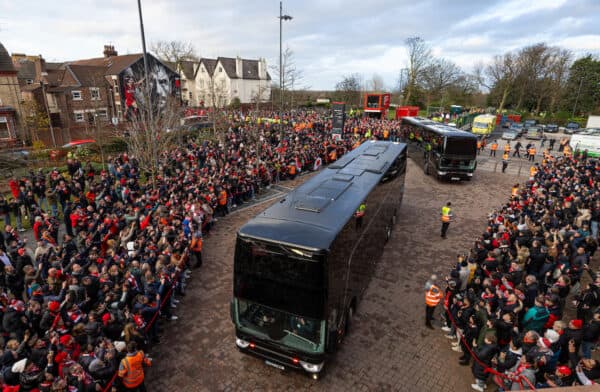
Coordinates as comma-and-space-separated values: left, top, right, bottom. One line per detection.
432, 152, 600, 390
0, 108, 397, 391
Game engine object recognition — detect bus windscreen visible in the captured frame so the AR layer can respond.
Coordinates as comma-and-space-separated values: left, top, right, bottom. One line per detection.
444, 137, 477, 156
234, 238, 325, 319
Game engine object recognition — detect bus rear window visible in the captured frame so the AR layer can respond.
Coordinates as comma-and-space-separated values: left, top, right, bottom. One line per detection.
444, 138, 477, 156
234, 238, 325, 319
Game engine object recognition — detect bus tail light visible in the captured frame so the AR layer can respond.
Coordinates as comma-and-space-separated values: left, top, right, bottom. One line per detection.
249, 342, 256, 349
292, 358, 299, 364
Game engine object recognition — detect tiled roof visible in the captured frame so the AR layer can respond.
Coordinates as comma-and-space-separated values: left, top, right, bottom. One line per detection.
45, 62, 64, 71
15, 60, 36, 80
68, 54, 142, 76
68, 65, 109, 87
179, 60, 195, 79
218, 57, 238, 79
0, 43, 16, 72
242, 59, 259, 80
201, 58, 218, 76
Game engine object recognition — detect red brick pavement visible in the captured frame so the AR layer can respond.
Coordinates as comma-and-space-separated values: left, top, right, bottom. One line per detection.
145, 161, 530, 391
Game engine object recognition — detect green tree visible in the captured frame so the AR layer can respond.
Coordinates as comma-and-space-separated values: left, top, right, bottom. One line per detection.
562, 55, 600, 116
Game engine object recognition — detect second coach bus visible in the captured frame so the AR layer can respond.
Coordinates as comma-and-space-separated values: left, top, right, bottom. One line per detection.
231, 141, 407, 379
401, 116, 478, 181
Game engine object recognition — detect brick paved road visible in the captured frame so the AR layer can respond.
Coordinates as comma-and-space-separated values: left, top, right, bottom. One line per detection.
146, 160, 519, 392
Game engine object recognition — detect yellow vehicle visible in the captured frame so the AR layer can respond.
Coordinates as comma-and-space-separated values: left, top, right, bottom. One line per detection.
471, 114, 496, 136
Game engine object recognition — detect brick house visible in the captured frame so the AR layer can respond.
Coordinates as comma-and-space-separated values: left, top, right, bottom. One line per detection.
9, 45, 180, 144
0, 42, 25, 145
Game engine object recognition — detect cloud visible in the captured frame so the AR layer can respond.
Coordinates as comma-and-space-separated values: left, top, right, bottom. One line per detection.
0, 0, 598, 90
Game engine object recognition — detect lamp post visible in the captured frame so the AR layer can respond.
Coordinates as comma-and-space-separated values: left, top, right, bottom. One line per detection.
278, 1, 292, 111
137, 0, 153, 124
39, 72, 56, 147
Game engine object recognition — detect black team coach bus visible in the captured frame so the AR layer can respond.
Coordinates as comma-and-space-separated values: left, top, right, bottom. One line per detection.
401, 116, 478, 181
230, 140, 407, 379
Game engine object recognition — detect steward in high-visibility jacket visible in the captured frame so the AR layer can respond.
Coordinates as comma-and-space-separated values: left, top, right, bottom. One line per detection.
218, 190, 227, 206
383, 129, 390, 140
490, 142, 498, 151
118, 342, 152, 390
504, 144, 510, 153
511, 184, 519, 198
530, 166, 537, 178
425, 278, 444, 328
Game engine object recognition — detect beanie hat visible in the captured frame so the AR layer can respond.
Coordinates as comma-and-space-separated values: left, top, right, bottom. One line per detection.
102, 313, 111, 326
557, 365, 572, 376
571, 319, 583, 329
544, 329, 560, 344
48, 301, 60, 312
537, 337, 551, 349
17, 248, 26, 256
59, 334, 72, 346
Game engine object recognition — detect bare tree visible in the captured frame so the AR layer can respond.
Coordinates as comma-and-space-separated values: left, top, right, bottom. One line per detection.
486, 52, 518, 112
369, 73, 385, 92
403, 36, 432, 104
21, 100, 48, 142
270, 46, 304, 109
151, 40, 200, 69
123, 96, 183, 189
420, 58, 462, 107
335, 74, 363, 107
251, 80, 270, 112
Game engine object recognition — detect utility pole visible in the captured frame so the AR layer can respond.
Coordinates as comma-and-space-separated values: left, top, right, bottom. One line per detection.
278, 1, 292, 111
137, 0, 153, 124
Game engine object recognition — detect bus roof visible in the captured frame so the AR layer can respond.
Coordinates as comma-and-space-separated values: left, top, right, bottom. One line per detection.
238, 141, 407, 251
402, 116, 478, 139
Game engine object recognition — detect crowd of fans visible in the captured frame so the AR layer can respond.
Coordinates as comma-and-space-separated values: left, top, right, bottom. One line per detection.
0, 108, 403, 391
440, 153, 600, 390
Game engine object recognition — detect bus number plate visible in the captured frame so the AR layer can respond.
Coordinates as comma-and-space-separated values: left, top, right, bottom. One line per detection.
451, 177, 460, 181
265, 360, 285, 370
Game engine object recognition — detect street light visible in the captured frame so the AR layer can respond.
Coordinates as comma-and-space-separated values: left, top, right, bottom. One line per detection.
278, 1, 292, 111
137, 0, 153, 124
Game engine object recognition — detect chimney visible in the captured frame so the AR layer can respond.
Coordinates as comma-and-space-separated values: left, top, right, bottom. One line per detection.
103, 45, 118, 58
236, 56, 243, 78
258, 58, 266, 80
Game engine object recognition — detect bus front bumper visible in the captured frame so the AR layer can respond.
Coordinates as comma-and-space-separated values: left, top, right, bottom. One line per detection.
235, 336, 324, 376
437, 171, 473, 181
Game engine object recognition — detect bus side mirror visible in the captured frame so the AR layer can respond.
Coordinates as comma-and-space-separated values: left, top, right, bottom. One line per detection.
230, 300, 235, 323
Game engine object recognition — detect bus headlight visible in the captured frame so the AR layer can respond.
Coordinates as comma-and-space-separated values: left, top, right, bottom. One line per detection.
467, 173, 473, 177
437, 171, 447, 175
300, 360, 324, 373
236, 338, 250, 348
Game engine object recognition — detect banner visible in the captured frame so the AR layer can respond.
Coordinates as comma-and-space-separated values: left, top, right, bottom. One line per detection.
332, 102, 346, 139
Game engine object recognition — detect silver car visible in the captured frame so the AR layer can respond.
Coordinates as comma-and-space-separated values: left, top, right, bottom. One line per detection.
502, 130, 518, 140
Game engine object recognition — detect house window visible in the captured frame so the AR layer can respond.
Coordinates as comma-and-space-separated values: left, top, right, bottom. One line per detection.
90, 88, 101, 100
189, 92, 193, 99
72, 91, 82, 100
0, 116, 9, 139
26, 79, 34, 85
96, 109, 108, 119
74, 111, 85, 122
218, 66, 223, 73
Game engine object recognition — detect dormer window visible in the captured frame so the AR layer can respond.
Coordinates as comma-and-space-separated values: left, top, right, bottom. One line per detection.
218, 67, 223, 73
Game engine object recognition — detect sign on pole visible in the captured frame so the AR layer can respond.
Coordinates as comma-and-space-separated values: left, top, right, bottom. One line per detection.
332, 102, 345, 140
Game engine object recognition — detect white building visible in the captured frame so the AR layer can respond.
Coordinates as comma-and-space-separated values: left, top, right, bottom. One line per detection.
177, 57, 271, 108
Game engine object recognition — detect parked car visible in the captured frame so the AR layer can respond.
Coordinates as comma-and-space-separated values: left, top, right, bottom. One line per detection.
510, 123, 525, 136
544, 124, 559, 133
563, 122, 581, 134
501, 120, 512, 128
523, 119, 537, 128
501, 130, 519, 141
526, 126, 543, 140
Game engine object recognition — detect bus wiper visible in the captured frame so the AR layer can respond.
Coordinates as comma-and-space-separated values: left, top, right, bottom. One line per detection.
283, 329, 317, 349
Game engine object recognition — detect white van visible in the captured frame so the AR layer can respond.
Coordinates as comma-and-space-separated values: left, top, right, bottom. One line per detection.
570, 134, 600, 158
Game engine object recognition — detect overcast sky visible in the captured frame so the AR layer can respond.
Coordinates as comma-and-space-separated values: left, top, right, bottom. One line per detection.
1, 0, 598, 90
